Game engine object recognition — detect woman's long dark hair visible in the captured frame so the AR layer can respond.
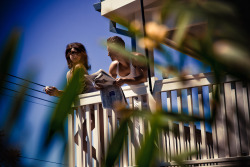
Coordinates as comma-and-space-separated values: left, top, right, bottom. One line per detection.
65, 42, 91, 70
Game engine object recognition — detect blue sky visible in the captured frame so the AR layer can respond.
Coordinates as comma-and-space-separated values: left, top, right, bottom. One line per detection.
0, 0, 210, 166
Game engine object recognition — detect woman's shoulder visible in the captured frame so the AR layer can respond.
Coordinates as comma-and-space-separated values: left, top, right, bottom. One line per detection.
75, 63, 85, 69
75, 64, 88, 73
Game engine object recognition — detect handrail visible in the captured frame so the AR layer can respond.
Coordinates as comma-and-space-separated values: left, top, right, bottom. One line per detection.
74, 72, 239, 106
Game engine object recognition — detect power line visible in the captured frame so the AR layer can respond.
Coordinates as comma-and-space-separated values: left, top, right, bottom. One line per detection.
19, 156, 70, 166
2, 87, 58, 105
7, 73, 46, 87
3, 79, 47, 95
0, 92, 55, 108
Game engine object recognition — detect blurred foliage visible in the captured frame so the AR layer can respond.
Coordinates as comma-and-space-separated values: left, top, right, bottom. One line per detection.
0, 130, 21, 167
0, 31, 23, 166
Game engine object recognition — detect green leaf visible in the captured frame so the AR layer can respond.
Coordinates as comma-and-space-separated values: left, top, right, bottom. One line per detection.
105, 118, 129, 167
45, 68, 82, 146
136, 119, 158, 167
0, 30, 21, 93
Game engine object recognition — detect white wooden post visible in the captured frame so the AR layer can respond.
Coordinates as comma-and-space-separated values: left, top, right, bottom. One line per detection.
187, 88, 197, 160
215, 84, 229, 158
236, 82, 250, 155
208, 85, 218, 159
167, 90, 176, 160
122, 137, 128, 166
112, 109, 117, 138
198, 87, 208, 159
86, 105, 92, 167
247, 82, 250, 154
68, 110, 75, 167
94, 104, 101, 167
76, 107, 85, 167
103, 108, 109, 157
224, 82, 241, 157
242, 82, 250, 155
111, 109, 118, 167
129, 97, 136, 165
138, 95, 145, 145
177, 89, 185, 154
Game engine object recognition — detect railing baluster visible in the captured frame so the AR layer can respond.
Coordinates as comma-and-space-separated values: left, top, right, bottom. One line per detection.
232, 82, 241, 156
103, 108, 109, 157
177, 135, 181, 155
224, 82, 241, 157
236, 81, 249, 155
198, 87, 208, 159
128, 97, 135, 165
108, 113, 112, 144
68, 109, 75, 167
215, 84, 229, 158
112, 109, 118, 167
76, 106, 84, 167
209, 85, 218, 159
112, 109, 117, 138
162, 130, 167, 162
177, 89, 185, 154
154, 93, 166, 162
187, 88, 196, 160
165, 129, 170, 162
86, 105, 92, 167
137, 95, 145, 145
94, 104, 101, 167
247, 82, 250, 155
122, 137, 128, 167
128, 122, 132, 166
167, 91, 175, 160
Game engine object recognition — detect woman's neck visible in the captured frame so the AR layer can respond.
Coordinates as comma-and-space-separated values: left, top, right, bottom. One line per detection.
71, 62, 81, 71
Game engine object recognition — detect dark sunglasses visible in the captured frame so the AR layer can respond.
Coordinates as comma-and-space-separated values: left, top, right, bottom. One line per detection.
67, 48, 81, 55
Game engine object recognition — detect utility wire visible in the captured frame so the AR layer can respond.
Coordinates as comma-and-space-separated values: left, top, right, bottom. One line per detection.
0, 92, 55, 108
3, 79, 47, 94
7, 73, 46, 87
1, 87, 58, 104
19, 156, 71, 166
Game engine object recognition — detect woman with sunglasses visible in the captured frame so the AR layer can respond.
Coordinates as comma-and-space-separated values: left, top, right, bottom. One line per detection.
45, 43, 103, 156
45, 42, 95, 96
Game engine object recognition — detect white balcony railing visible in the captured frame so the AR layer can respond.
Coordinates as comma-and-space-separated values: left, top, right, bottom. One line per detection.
68, 72, 250, 167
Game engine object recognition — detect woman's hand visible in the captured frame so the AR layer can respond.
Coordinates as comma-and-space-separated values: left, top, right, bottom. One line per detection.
45, 86, 60, 96
115, 78, 125, 87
